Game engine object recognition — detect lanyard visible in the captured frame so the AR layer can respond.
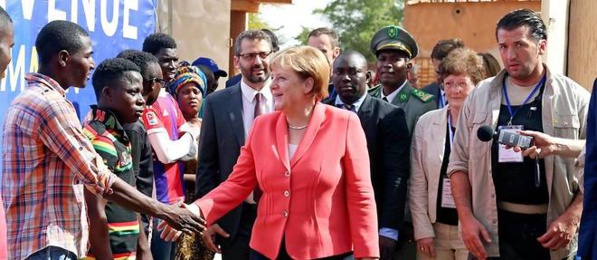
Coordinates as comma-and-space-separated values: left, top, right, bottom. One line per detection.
447, 110, 455, 147
502, 74, 546, 125
439, 91, 446, 109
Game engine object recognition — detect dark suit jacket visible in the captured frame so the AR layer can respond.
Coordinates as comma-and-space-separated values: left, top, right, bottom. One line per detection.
326, 94, 411, 230
579, 79, 597, 259
422, 82, 441, 109
195, 82, 251, 247
225, 74, 241, 88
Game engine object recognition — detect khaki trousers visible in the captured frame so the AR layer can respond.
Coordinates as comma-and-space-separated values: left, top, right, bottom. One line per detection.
417, 223, 468, 260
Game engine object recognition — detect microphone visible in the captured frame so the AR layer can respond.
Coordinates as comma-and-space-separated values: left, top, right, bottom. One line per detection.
476, 125, 541, 187
476, 125, 533, 149
477, 125, 496, 142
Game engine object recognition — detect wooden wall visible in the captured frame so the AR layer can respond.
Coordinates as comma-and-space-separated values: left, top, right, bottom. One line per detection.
156, 0, 231, 78
567, 0, 597, 91
229, 11, 247, 76
403, 1, 541, 87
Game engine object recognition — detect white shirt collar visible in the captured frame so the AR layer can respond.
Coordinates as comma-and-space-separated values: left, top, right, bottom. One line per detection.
334, 91, 368, 112
380, 80, 407, 103
240, 79, 272, 103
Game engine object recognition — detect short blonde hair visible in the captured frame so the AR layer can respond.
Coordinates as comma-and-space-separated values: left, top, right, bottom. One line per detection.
269, 46, 330, 101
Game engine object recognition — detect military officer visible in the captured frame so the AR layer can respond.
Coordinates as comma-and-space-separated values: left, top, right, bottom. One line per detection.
369, 26, 435, 260
369, 25, 435, 133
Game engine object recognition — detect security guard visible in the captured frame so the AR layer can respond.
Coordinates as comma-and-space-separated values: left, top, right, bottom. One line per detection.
369, 25, 435, 134
369, 25, 435, 260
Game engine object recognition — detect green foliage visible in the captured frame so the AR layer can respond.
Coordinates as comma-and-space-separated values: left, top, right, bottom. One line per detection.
249, 11, 286, 47
311, 0, 404, 61
248, 13, 268, 30
295, 26, 312, 45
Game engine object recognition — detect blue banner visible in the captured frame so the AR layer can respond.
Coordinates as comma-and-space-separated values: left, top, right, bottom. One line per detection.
0, 0, 157, 179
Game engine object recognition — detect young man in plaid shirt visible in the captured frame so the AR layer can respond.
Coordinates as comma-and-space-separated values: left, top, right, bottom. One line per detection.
1, 21, 205, 260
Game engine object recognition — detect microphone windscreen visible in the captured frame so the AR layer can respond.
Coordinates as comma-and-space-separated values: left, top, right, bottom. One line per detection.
477, 125, 495, 142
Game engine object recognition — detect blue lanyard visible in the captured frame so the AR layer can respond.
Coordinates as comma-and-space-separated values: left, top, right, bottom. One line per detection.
439, 91, 446, 109
502, 74, 546, 125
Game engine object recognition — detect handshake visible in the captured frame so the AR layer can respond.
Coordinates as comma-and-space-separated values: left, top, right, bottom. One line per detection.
158, 202, 203, 242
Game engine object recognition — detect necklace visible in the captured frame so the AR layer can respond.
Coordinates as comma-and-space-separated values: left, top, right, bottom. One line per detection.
287, 123, 308, 130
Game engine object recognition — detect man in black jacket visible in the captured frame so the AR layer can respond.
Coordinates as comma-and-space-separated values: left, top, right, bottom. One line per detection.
327, 50, 411, 259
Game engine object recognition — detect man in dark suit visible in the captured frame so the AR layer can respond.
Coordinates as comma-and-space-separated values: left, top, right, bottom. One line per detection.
327, 50, 411, 259
578, 79, 597, 259
225, 28, 279, 88
195, 29, 274, 259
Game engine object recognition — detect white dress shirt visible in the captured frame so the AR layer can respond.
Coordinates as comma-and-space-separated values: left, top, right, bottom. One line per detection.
334, 91, 368, 112
380, 80, 407, 103
240, 79, 273, 137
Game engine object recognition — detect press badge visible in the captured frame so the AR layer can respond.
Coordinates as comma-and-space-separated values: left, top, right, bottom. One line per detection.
497, 125, 524, 163
441, 178, 456, 209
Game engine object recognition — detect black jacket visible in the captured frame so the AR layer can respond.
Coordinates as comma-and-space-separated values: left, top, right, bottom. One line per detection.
195, 82, 253, 247
326, 94, 411, 229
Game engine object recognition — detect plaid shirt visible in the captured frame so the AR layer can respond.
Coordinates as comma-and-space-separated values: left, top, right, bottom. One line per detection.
1, 73, 117, 259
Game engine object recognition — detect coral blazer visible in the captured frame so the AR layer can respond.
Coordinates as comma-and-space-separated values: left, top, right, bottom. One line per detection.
195, 103, 379, 259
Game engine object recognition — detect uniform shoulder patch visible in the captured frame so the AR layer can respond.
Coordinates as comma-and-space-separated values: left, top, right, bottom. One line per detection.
368, 84, 383, 97
411, 89, 434, 103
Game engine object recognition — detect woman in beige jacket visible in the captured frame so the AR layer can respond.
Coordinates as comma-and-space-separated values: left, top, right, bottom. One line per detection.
409, 48, 489, 260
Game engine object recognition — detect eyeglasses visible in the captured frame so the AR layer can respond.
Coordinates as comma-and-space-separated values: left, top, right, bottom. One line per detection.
147, 78, 166, 87
238, 51, 272, 60
443, 81, 472, 90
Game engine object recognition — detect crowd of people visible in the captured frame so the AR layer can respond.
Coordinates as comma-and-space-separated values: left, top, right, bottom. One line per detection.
1, 5, 597, 260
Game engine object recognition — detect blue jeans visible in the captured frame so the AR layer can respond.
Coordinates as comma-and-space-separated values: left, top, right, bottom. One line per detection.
26, 246, 77, 260
151, 218, 176, 260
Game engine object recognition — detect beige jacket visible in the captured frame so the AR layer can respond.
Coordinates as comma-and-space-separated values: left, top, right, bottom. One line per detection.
447, 66, 590, 259
410, 106, 451, 240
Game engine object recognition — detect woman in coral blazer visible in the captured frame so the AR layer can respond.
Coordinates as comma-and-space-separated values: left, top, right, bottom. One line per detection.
163, 46, 379, 259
